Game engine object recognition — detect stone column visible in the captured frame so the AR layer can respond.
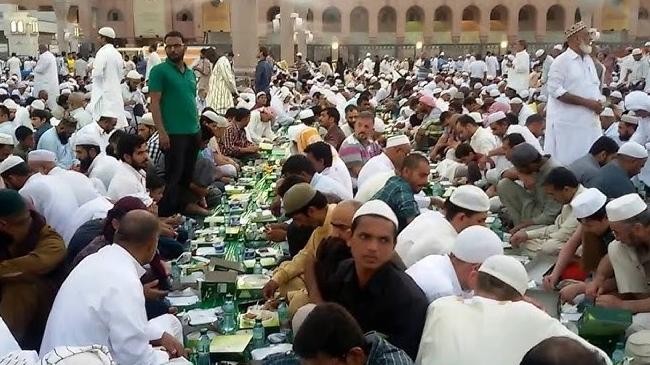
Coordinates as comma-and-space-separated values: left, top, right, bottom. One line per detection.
396, 6, 406, 45
507, 10, 518, 44
280, 0, 294, 65
535, 9, 547, 42
423, 7, 434, 44
368, 8, 378, 44
53, 0, 71, 52
479, 8, 490, 44
297, 31, 307, 59
627, 0, 640, 39
451, 6, 462, 44
231, 0, 259, 75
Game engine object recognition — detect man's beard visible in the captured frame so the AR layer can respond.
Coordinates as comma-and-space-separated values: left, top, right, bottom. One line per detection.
79, 157, 93, 173
57, 131, 70, 145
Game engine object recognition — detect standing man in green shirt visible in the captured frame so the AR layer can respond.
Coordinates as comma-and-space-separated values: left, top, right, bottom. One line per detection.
149, 31, 200, 216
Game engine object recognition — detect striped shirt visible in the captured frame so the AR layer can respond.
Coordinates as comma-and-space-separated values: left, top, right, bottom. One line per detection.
338, 134, 382, 168
219, 122, 253, 157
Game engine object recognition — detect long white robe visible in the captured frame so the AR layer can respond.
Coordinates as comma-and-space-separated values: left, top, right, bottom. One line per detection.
145, 52, 161, 82
397, 211, 458, 268
49, 167, 101, 207
7, 56, 21, 81
89, 44, 127, 129
32, 51, 59, 110
19, 173, 79, 242
40, 244, 170, 365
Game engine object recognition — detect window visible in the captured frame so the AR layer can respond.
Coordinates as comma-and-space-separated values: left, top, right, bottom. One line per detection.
107, 9, 122, 22
10, 20, 16, 33
17, 20, 24, 33
176, 11, 193, 22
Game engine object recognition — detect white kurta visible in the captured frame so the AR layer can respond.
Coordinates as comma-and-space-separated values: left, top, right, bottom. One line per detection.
19, 173, 79, 241
631, 116, 650, 185
70, 107, 94, 130
486, 55, 499, 78
245, 110, 276, 144
357, 153, 395, 189
397, 211, 458, 268
516, 104, 535, 126
310, 172, 353, 201
322, 157, 353, 198
107, 162, 147, 202
470, 127, 498, 155
507, 50, 530, 93
146, 53, 161, 82
32, 51, 59, 110
88, 153, 120, 193
0, 316, 20, 358
7, 56, 21, 81
416, 296, 612, 365
545, 48, 603, 166
89, 44, 127, 129
49, 167, 101, 206
40, 244, 170, 365
63, 196, 113, 244
406, 254, 462, 303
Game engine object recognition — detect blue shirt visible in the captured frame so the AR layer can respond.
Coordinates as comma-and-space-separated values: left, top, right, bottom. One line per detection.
36, 127, 75, 169
255, 59, 273, 93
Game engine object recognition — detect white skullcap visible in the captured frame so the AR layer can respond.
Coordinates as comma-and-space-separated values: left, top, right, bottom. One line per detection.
451, 226, 504, 264
139, 113, 155, 127
486, 111, 507, 126
11, 90, 20, 97
0, 133, 13, 146
625, 91, 650, 112
374, 118, 386, 133
433, 88, 442, 95
468, 112, 482, 124
535, 49, 545, 58
352, 200, 399, 229
474, 83, 483, 90
299, 109, 314, 120
646, 41, 650, 47
510, 97, 523, 105
398, 98, 408, 107
571, 188, 607, 219
27, 149, 56, 163
2, 99, 17, 110
346, 82, 355, 89
30, 99, 45, 110
553, 44, 563, 51
203, 110, 228, 127
61, 89, 72, 95
487, 75, 495, 81
366, 53, 372, 57
0, 89, 6, 96
449, 185, 490, 212
370, 76, 378, 83
600, 107, 615, 117
607, 193, 647, 222
386, 135, 410, 148
489, 89, 501, 97
126, 70, 142, 80
633, 48, 643, 56
292, 303, 316, 335
479, 255, 529, 296
141, 86, 149, 93
98, 27, 116, 39
610, 91, 623, 99
295, 52, 303, 57
518, 90, 530, 99
355, 84, 365, 92
621, 113, 640, 125
0, 155, 24, 174
618, 141, 648, 159
75, 132, 101, 146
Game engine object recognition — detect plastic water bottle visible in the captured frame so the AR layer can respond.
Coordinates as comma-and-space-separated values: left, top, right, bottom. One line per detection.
277, 298, 292, 341
611, 341, 627, 364
221, 294, 236, 335
253, 258, 263, 274
490, 217, 504, 240
171, 261, 181, 288
197, 328, 211, 365
252, 318, 265, 349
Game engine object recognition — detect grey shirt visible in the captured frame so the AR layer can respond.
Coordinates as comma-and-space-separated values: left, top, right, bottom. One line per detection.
591, 160, 636, 199
530, 158, 564, 226
568, 154, 601, 188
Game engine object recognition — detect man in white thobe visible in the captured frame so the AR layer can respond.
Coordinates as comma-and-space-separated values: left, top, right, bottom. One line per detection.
7, 53, 21, 81
145, 44, 162, 82
88, 27, 127, 129
624, 48, 650, 89
40, 210, 185, 365
362, 53, 374, 75
415, 255, 611, 365
74, 134, 120, 195
626, 92, 650, 189
246, 107, 276, 144
207, 53, 237, 115
0, 156, 79, 241
397, 186, 490, 268
357, 135, 411, 189
485, 51, 499, 79
32, 45, 60, 110
507, 40, 531, 95
544, 22, 604, 166
107, 135, 149, 202
406, 226, 503, 303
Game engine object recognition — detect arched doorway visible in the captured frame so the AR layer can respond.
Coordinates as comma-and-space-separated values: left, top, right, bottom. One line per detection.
378, 6, 397, 33
322, 7, 342, 33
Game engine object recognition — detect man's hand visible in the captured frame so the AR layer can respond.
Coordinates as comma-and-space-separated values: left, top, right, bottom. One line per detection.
509, 230, 528, 248
265, 227, 287, 242
262, 279, 280, 299
158, 332, 186, 359
143, 280, 169, 300
559, 282, 586, 304
595, 294, 625, 310
159, 131, 170, 151
542, 273, 560, 291
584, 99, 604, 115
585, 279, 604, 298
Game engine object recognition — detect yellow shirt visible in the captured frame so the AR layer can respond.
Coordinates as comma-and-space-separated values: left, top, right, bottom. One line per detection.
271, 204, 335, 285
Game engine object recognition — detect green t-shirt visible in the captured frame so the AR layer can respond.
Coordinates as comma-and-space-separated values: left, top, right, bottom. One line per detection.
148, 59, 199, 135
